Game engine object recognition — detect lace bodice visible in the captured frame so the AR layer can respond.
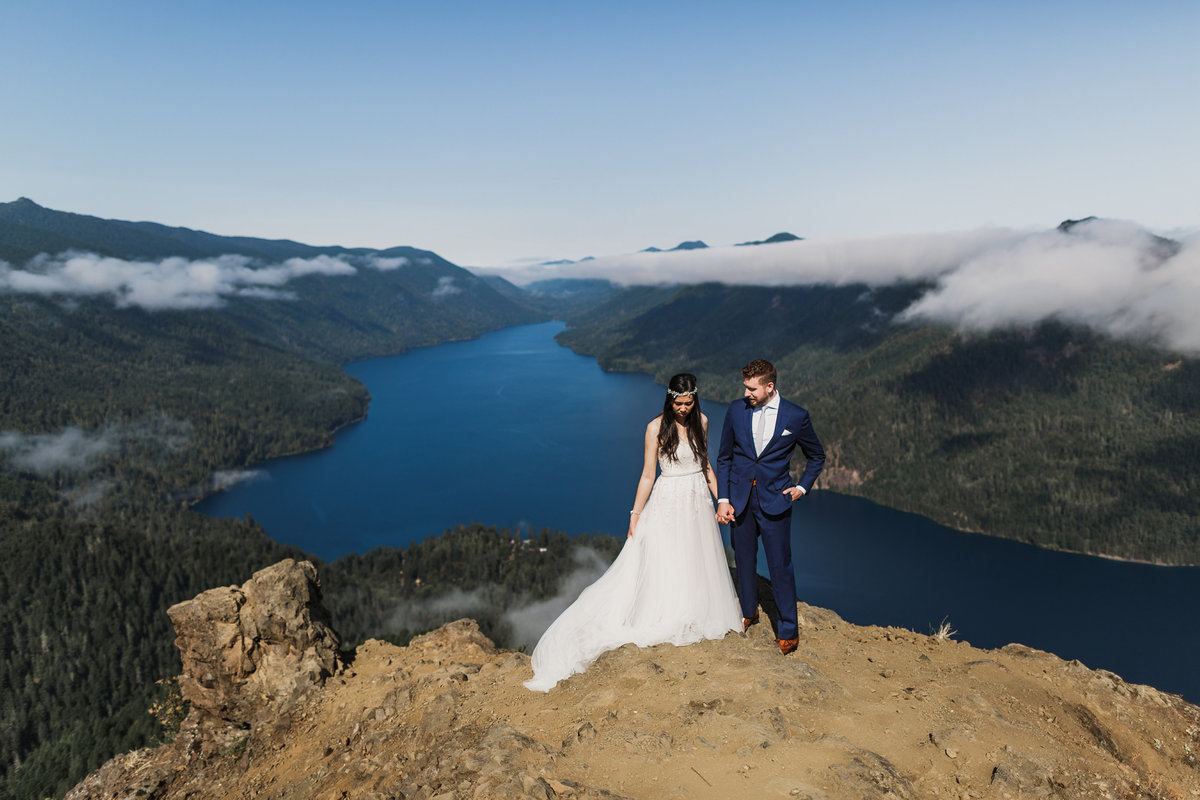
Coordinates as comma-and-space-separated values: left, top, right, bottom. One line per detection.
658, 437, 704, 477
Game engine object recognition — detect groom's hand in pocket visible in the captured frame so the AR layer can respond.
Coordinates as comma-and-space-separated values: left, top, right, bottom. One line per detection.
782, 486, 806, 502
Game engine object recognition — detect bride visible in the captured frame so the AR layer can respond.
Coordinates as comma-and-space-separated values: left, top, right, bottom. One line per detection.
524, 373, 742, 691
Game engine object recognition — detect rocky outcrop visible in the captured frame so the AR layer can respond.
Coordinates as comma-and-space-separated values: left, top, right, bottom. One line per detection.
168, 558, 340, 725
67, 559, 340, 800
69, 560, 1200, 800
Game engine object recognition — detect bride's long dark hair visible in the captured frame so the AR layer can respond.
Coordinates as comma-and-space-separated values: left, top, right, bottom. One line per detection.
657, 373, 707, 465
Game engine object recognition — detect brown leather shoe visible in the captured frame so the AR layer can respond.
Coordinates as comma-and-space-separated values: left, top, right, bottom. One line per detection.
777, 637, 799, 655
742, 612, 760, 632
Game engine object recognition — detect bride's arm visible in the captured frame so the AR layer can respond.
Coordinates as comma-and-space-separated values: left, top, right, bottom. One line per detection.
627, 419, 659, 538
701, 415, 718, 500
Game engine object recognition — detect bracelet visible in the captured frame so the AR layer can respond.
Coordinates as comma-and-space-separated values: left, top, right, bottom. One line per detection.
630, 509, 641, 515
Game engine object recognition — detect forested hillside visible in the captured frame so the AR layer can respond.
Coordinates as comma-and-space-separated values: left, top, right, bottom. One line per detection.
558, 282, 1200, 563
0, 199, 606, 799
0, 515, 619, 800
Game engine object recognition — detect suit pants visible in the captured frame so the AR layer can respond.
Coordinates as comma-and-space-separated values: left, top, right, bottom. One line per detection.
731, 484, 799, 640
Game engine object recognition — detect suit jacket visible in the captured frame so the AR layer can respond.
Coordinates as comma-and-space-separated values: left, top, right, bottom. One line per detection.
716, 395, 825, 517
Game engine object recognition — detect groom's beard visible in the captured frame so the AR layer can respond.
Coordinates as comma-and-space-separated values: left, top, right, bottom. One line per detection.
749, 390, 776, 408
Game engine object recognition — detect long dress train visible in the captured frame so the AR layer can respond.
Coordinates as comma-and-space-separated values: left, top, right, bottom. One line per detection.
524, 438, 742, 691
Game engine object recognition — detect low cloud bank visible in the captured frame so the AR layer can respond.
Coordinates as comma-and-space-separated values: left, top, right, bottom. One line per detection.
0, 426, 118, 474
377, 545, 612, 648
504, 547, 611, 649
366, 256, 410, 271
171, 467, 269, 507
0, 416, 192, 503
384, 586, 495, 635
538, 219, 1199, 352
901, 222, 1200, 352
553, 227, 1022, 288
210, 469, 268, 492
62, 479, 119, 509
0, 252, 414, 311
431, 276, 461, 297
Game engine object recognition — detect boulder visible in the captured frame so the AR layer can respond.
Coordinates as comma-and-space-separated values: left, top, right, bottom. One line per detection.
167, 558, 340, 724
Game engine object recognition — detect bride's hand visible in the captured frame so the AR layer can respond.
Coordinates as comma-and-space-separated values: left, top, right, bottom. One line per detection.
627, 515, 639, 538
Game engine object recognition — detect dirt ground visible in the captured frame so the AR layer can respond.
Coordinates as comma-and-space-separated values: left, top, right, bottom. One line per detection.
71, 603, 1200, 800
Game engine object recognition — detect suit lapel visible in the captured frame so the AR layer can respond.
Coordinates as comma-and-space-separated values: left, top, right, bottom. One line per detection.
761, 402, 788, 454
739, 399, 755, 452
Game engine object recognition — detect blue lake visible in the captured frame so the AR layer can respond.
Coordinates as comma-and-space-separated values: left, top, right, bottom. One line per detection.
197, 321, 1200, 703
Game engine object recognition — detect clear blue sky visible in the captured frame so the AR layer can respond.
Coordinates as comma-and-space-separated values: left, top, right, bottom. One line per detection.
2, 1, 1195, 267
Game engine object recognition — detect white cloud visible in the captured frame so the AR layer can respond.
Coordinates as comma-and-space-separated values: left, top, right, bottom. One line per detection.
0, 417, 191, 478
372, 544, 612, 648
431, 276, 461, 297
504, 547, 611, 649
0, 426, 118, 474
0, 252, 357, 310
235, 287, 296, 300
210, 469, 268, 491
367, 256, 410, 271
901, 220, 1199, 351
384, 586, 498, 634
62, 479, 118, 509
488, 228, 1023, 287
499, 219, 1198, 353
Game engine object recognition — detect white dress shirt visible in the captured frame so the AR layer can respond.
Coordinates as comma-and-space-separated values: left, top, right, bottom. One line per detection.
754, 391, 780, 456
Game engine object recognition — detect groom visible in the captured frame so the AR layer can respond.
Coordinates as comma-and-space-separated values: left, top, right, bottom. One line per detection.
716, 359, 824, 655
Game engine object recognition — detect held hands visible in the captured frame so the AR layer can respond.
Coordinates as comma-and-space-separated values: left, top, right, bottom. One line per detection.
716, 489, 805, 524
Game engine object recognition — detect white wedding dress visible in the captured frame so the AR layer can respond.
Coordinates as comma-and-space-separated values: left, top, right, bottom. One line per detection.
524, 437, 742, 692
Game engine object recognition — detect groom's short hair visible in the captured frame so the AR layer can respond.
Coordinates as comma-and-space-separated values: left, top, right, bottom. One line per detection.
742, 359, 777, 387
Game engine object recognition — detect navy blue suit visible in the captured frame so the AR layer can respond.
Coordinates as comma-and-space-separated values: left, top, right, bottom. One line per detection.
716, 396, 824, 640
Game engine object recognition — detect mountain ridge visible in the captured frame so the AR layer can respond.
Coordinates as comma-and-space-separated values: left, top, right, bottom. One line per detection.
735, 231, 803, 246
0, 197, 422, 264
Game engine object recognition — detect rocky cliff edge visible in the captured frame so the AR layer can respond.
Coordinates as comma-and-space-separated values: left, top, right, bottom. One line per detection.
68, 559, 1200, 800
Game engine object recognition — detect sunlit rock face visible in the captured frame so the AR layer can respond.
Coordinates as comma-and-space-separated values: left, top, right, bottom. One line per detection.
167, 558, 341, 725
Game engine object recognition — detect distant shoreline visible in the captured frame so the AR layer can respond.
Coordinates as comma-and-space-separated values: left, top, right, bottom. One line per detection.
183, 328, 508, 511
